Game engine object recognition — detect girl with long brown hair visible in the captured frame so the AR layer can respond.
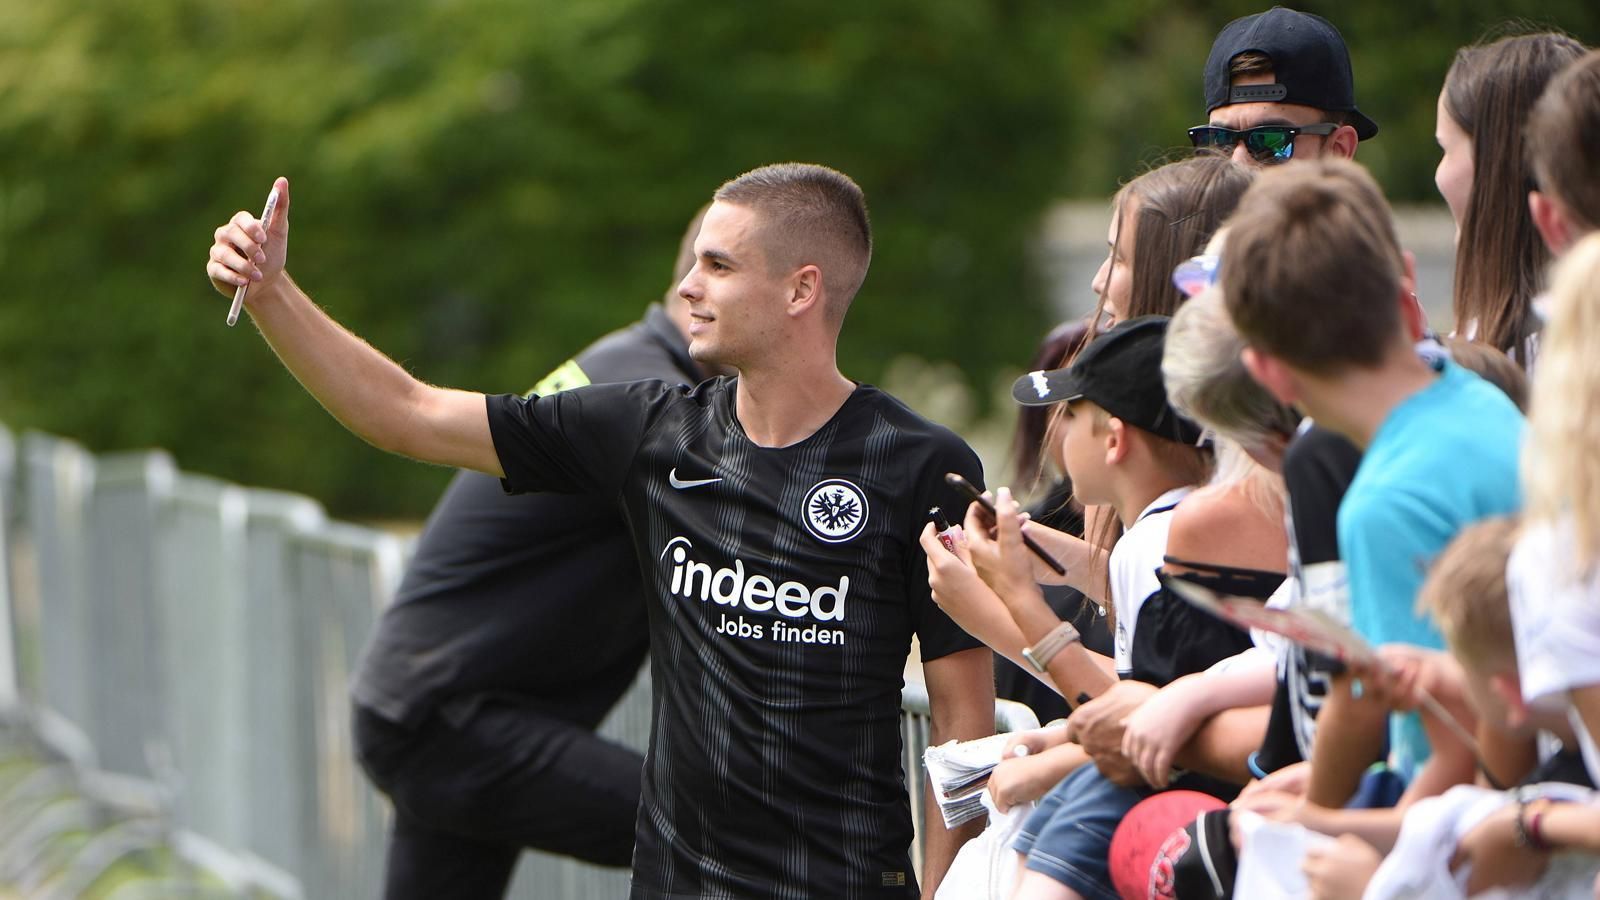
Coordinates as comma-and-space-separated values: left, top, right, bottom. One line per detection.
1436, 31, 1586, 365
1091, 154, 1254, 329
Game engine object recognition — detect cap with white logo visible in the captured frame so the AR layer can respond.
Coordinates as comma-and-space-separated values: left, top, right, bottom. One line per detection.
1010, 316, 1203, 446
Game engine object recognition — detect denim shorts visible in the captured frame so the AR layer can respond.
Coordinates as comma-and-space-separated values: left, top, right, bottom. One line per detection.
1013, 764, 1147, 900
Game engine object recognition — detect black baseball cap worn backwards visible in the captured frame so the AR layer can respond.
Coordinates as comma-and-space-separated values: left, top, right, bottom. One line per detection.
1204, 6, 1379, 140
1011, 316, 1204, 446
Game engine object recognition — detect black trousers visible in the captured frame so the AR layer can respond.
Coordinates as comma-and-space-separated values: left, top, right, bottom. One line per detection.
353, 699, 644, 900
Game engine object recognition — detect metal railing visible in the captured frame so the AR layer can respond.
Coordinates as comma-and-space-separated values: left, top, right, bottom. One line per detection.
0, 424, 1040, 898
900, 681, 1039, 877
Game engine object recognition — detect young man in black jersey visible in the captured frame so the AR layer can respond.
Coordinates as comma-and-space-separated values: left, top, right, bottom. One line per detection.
350, 209, 713, 900
204, 163, 994, 898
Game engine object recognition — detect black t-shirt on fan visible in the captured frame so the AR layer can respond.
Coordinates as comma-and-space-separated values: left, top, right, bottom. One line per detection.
487, 377, 984, 899
1255, 424, 1363, 773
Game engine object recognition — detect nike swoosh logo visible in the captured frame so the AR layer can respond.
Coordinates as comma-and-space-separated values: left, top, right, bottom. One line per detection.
668, 468, 723, 490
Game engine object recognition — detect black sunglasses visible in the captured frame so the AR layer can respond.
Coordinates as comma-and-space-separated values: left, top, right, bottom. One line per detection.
1187, 123, 1339, 163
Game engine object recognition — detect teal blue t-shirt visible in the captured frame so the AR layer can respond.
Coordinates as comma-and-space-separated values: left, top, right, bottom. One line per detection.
1337, 359, 1524, 778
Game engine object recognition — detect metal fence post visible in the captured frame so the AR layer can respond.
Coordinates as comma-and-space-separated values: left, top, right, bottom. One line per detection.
237, 488, 326, 883
897, 683, 1040, 881
285, 521, 402, 899
153, 473, 253, 850
0, 423, 18, 709
21, 433, 97, 743
82, 451, 177, 780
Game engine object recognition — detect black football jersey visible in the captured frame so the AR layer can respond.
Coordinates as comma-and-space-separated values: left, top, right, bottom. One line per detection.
487, 377, 983, 898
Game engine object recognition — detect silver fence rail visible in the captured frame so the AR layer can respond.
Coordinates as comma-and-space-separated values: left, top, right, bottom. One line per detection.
0, 423, 1040, 898
0, 422, 16, 711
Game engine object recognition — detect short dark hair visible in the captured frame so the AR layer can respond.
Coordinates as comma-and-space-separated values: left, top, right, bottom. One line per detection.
1228, 51, 1350, 127
1221, 158, 1405, 374
1527, 49, 1600, 234
1445, 32, 1587, 357
714, 163, 873, 323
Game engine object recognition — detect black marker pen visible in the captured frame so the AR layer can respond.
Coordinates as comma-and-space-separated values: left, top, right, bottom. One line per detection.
929, 507, 959, 553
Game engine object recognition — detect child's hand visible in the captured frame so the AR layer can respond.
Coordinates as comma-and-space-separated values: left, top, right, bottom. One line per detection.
965, 488, 1050, 607
919, 522, 1016, 647
1235, 760, 1310, 803
1001, 724, 1070, 760
986, 756, 1042, 812
1304, 834, 1382, 900
1231, 787, 1301, 821
1450, 801, 1551, 895
1066, 680, 1158, 787
987, 744, 1087, 812
1121, 674, 1209, 788
1360, 644, 1449, 712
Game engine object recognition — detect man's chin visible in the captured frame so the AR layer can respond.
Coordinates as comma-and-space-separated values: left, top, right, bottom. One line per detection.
689, 343, 741, 378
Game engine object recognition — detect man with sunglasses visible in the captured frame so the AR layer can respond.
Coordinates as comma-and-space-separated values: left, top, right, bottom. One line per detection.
1191, 7, 1376, 166
1195, 10, 1382, 812
1192, 18, 1419, 843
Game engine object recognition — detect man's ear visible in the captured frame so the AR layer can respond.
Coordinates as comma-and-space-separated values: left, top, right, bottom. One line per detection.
787, 265, 824, 319
1530, 190, 1576, 256
1241, 346, 1299, 407
1327, 124, 1360, 160
1104, 417, 1129, 466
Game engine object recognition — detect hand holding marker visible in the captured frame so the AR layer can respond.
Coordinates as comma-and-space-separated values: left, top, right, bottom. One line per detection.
944, 473, 1067, 576
227, 184, 281, 327
930, 507, 960, 553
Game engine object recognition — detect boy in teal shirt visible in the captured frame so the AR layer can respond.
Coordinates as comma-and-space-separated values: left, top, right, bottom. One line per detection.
1222, 157, 1523, 796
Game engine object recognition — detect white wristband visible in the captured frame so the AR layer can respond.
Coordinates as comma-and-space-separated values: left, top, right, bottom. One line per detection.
1021, 621, 1081, 673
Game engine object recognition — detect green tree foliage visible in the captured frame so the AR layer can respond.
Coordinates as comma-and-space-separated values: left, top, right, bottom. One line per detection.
0, 1, 1594, 515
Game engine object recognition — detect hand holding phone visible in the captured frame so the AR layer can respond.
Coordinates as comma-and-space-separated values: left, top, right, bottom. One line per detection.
227, 185, 281, 327
944, 473, 1066, 576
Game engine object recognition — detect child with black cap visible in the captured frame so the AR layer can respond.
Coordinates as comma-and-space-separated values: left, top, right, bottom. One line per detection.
925, 315, 1253, 900
924, 316, 1210, 701
1009, 316, 1213, 680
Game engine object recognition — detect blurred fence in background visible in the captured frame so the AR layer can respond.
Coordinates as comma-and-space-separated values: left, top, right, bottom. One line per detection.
0, 423, 651, 898
0, 422, 1037, 898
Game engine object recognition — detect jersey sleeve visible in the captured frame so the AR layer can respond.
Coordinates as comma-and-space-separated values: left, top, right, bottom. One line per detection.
485, 379, 670, 497
1336, 488, 1450, 651
908, 435, 986, 662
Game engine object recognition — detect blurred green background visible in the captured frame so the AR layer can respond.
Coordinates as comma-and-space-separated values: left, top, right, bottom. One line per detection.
2, 0, 1596, 516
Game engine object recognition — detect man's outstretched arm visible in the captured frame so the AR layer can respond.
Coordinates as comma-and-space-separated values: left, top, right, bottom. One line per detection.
206, 177, 502, 477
